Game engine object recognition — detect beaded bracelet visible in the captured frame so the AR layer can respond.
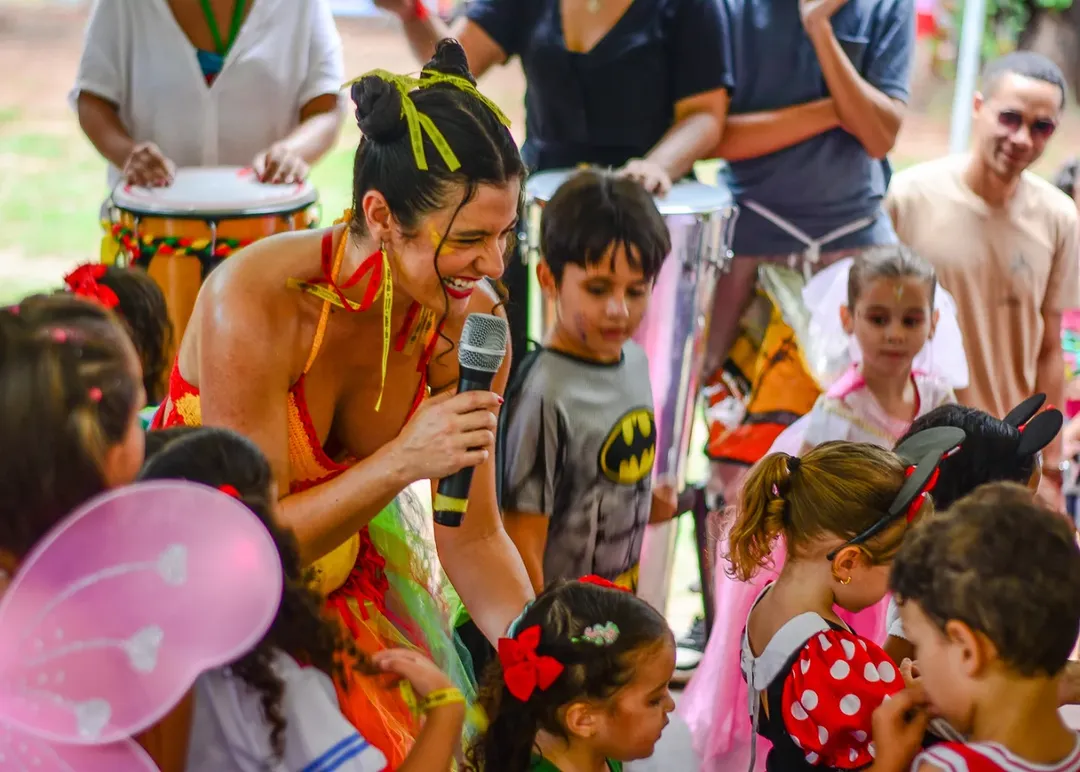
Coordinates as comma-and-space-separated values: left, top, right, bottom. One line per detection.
422, 687, 465, 712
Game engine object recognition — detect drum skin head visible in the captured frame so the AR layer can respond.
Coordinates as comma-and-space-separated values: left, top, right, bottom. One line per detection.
112, 167, 317, 217
525, 168, 733, 215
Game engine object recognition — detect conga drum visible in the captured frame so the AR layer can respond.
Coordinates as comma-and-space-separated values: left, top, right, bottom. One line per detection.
103, 167, 319, 347
524, 169, 738, 612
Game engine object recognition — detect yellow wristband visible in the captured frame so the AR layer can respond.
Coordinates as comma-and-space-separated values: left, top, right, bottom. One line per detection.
422, 687, 465, 712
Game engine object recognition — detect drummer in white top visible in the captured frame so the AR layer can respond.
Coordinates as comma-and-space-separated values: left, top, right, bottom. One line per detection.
73, 0, 345, 187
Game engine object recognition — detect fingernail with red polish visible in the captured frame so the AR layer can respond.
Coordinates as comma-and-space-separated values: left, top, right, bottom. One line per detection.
496, 395, 504, 404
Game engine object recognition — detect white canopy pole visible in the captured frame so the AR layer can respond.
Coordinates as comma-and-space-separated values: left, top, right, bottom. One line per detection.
948, 0, 989, 153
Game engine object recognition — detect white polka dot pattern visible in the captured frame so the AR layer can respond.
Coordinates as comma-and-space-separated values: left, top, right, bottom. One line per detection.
780, 629, 903, 769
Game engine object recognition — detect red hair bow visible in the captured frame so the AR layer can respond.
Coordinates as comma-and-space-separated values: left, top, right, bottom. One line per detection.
497, 625, 564, 701
578, 575, 630, 592
64, 264, 119, 310
902, 465, 940, 523
217, 484, 241, 499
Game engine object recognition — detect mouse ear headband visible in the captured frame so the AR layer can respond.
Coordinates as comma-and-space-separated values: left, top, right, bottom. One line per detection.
826, 427, 966, 561
1003, 393, 1063, 457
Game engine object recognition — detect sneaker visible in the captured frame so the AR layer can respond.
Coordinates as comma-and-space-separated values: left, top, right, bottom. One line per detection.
671, 645, 703, 685
678, 615, 707, 652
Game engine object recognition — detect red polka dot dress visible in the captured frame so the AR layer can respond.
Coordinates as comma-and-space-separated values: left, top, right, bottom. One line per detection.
741, 590, 903, 771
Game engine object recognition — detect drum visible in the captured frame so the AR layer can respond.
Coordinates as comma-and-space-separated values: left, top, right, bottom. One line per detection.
524, 169, 738, 611
104, 167, 319, 346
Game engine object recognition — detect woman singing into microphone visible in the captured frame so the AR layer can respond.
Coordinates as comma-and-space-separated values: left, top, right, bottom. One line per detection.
153, 40, 534, 767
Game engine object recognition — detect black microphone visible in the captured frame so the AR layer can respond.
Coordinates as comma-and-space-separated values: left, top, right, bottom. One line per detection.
433, 312, 509, 527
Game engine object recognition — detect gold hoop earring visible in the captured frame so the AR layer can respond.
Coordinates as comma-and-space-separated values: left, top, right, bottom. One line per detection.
840, 576, 852, 586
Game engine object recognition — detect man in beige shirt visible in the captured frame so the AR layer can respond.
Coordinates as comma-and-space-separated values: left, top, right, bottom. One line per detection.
887, 52, 1079, 498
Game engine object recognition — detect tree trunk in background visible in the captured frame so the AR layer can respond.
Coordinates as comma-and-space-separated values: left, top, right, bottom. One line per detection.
1018, 2, 1080, 101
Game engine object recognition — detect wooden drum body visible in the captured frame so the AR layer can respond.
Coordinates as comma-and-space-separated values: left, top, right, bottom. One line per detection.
105, 167, 319, 347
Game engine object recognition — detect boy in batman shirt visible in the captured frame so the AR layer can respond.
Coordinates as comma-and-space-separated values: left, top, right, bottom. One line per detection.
500, 169, 679, 593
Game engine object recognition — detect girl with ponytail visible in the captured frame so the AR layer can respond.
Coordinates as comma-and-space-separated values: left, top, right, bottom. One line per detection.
730, 432, 961, 772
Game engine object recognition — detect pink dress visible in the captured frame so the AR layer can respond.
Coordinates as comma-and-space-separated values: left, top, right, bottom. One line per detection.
679, 365, 956, 772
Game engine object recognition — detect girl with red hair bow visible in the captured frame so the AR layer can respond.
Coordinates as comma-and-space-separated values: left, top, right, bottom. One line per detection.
467, 578, 675, 772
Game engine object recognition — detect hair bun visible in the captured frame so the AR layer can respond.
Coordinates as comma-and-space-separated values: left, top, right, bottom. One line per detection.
424, 39, 476, 86
351, 76, 407, 143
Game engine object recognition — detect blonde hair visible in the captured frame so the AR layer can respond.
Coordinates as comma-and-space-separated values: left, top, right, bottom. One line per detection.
728, 441, 927, 581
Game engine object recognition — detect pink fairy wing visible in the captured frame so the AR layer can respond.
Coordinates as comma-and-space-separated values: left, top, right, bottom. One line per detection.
0, 720, 158, 772
0, 481, 283, 746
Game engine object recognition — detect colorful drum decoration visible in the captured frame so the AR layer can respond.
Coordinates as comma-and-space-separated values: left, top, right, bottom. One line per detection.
103, 166, 319, 346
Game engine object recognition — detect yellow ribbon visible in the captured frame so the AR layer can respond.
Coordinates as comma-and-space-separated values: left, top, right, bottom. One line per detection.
342, 67, 512, 173
287, 209, 393, 412
415, 70, 511, 129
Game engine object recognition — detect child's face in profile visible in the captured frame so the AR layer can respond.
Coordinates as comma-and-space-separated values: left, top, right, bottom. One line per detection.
589, 636, 676, 760
543, 245, 653, 363
841, 277, 938, 380
898, 599, 975, 732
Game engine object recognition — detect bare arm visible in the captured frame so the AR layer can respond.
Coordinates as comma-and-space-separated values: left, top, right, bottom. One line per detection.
714, 99, 841, 162
273, 94, 344, 166
397, 11, 508, 79
884, 635, 914, 665
397, 703, 465, 772
503, 511, 550, 594
433, 315, 535, 644
805, 22, 905, 159
77, 91, 135, 170
1035, 309, 1067, 470
195, 245, 413, 566
645, 89, 729, 181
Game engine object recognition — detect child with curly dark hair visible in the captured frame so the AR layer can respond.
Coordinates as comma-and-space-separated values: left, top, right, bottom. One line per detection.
870, 482, 1080, 772
466, 578, 676, 772
63, 263, 174, 411
140, 427, 466, 771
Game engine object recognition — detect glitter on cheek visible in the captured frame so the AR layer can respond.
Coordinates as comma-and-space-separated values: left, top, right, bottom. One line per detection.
430, 228, 453, 255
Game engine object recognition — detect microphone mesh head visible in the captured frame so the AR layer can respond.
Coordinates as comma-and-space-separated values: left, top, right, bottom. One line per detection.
458, 313, 508, 373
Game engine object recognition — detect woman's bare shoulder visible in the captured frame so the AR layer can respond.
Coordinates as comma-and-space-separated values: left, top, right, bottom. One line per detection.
185, 228, 334, 377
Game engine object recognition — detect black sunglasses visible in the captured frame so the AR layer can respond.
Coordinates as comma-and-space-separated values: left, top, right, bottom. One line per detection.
997, 110, 1057, 141
825, 427, 966, 562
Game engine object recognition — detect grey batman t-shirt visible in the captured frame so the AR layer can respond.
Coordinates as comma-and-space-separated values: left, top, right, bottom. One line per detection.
501, 344, 656, 588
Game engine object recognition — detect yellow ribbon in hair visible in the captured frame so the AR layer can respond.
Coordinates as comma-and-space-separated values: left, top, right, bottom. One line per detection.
343, 69, 460, 172
414, 70, 512, 128
342, 67, 512, 172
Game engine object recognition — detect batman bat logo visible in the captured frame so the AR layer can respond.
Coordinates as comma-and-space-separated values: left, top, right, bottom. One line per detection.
599, 408, 657, 485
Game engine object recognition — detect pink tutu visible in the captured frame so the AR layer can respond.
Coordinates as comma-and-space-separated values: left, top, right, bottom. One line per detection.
679, 537, 889, 772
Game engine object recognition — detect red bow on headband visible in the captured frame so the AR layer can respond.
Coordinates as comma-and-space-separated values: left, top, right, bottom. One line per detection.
64, 264, 119, 310
497, 625, 564, 701
902, 466, 940, 523
1018, 404, 1054, 433
217, 484, 241, 499
578, 575, 631, 592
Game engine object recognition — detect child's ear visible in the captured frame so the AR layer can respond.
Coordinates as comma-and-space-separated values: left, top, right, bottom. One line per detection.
536, 260, 557, 299
944, 619, 992, 677
563, 700, 600, 740
830, 545, 865, 583
840, 305, 855, 336
929, 308, 940, 340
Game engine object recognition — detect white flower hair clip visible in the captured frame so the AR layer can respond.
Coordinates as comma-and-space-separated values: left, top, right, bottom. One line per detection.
571, 621, 620, 646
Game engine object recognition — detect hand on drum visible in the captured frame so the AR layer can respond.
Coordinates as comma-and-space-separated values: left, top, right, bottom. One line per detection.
617, 159, 673, 196
123, 142, 176, 187
253, 142, 310, 185
392, 388, 501, 483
